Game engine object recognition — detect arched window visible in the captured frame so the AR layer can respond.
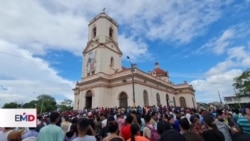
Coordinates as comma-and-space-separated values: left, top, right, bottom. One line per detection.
156, 93, 161, 106
192, 97, 196, 108
179, 97, 186, 107
119, 92, 128, 108
173, 97, 176, 107
93, 26, 96, 38
166, 94, 169, 107
109, 27, 113, 38
110, 57, 114, 67
143, 90, 149, 106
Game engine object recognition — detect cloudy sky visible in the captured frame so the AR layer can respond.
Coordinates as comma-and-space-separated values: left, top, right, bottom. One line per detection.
0, 0, 250, 107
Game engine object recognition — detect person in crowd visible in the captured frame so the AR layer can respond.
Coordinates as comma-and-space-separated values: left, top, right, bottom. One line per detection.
214, 113, 232, 141
143, 114, 153, 139
168, 114, 180, 132
127, 124, 149, 141
64, 124, 78, 141
101, 114, 108, 129
72, 118, 96, 141
116, 113, 125, 135
37, 112, 64, 141
36, 118, 46, 132
161, 114, 169, 122
179, 117, 204, 141
160, 126, 185, 141
102, 121, 124, 141
0, 127, 15, 141
140, 115, 145, 136
237, 102, 250, 135
157, 120, 170, 138
61, 116, 72, 134
120, 114, 133, 141
7, 131, 22, 141
94, 115, 102, 139
22, 127, 38, 140
150, 111, 158, 129
202, 114, 225, 141
190, 114, 203, 135
100, 115, 116, 140
131, 111, 141, 129
232, 131, 250, 141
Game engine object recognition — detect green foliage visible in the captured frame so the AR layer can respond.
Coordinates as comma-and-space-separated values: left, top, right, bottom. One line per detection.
22, 100, 38, 108
2, 102, 20, 108
57, 104, 73, 112
37, 94, 57, 113
1, 94, 73, 113
57, 99, 73, 112
233, 68, 250, 96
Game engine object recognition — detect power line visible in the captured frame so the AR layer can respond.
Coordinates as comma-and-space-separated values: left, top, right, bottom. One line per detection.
0, 50, 81, 73
0, 51, 26, 59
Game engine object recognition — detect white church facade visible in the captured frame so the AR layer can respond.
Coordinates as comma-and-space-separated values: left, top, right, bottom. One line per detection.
73, 12, 196, 110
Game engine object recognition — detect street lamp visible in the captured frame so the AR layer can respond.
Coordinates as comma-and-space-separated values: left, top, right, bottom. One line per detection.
127, 56, 136, 107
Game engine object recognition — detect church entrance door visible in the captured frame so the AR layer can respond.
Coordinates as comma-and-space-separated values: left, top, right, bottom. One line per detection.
85, 90, 92, 109
119, 92, 128, 108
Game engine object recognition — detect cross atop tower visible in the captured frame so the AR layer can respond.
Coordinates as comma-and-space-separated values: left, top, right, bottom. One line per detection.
102, 8, 106, 13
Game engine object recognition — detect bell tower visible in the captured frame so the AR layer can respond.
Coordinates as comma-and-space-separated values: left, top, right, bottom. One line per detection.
82, 11, 122, 78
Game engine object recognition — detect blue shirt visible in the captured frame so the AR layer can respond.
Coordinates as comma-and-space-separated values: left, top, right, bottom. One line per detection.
237, 117, 250, 134
22, 130, 38, 140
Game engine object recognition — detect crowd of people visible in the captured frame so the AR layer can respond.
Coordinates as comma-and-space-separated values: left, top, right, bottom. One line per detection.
0, 103, 250, 141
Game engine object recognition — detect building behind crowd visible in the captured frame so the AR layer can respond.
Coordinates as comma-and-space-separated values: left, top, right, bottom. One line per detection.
73, 11, 196, 110
224, 95, 250, 108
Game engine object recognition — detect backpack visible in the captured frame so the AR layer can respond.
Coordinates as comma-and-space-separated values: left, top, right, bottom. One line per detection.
146, 126, 160, 141
215, 121, 232, 141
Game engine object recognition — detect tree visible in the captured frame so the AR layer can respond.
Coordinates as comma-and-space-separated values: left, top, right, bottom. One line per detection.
233, 68, 250, 96
37, 94, 57, 113
57, 99, 73, 112
61, 99, 73, 107
2, 102, 20, 108
22, 100, 38, 108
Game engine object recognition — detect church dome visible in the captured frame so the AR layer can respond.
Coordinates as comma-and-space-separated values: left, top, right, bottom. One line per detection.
152, 62, 168, 77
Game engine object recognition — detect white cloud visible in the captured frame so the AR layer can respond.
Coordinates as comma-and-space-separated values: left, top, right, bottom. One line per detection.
0, 0, 242, 105
196, 23, 250, 56
0, 0, 230, 58
0, 0, 88, 56
201, 29, 234, 55
191, 69, 242, 102
0, 40, 74, 107
119, 35, 150, 62
191, 45, 250, 102
206, 60, 234, 76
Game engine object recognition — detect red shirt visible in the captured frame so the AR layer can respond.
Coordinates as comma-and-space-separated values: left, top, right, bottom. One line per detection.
121, 125, 131, 140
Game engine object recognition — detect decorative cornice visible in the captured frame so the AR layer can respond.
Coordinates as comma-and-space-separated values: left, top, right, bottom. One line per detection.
83, 42, 122, 55
76, 70, 194, 96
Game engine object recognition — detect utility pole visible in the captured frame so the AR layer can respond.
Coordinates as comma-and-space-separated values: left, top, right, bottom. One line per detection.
40, 98, 44, 114
234, 88, 241, 108
127, 56, 136, 107
218, 91, 223, 105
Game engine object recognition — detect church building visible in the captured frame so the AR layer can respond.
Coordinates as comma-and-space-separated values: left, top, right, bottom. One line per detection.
73, 11, 196, 110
